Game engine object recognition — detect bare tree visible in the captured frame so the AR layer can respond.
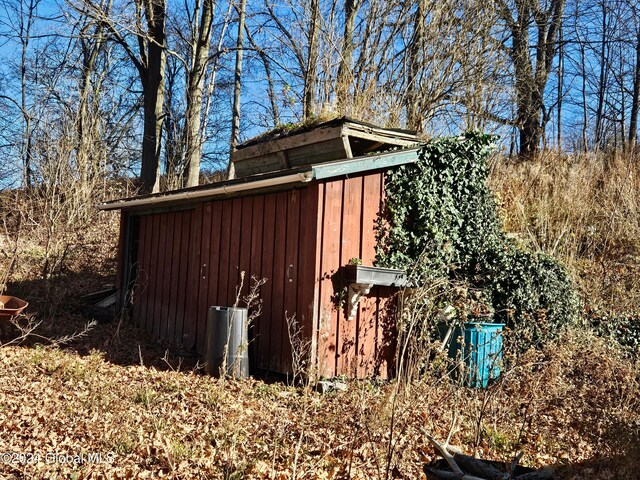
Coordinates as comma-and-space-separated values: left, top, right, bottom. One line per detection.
74, 0, 167, 194
0, 0, 42, 188
184, 0, 216, 187
229, 0, 247, 176
496, 0, 565, 158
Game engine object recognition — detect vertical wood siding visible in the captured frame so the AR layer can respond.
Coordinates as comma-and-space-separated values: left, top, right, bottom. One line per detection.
130, 171, 396, 378
133, 187, 318, 374
314, 172, 396, 379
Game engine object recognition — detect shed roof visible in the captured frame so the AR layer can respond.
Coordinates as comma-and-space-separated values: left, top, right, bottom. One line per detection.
99, 147, 420, 212
228, 117, 420, 178
235, 116, 417, 149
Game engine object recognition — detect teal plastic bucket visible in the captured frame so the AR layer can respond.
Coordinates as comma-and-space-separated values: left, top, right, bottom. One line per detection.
440, 322, 505, 388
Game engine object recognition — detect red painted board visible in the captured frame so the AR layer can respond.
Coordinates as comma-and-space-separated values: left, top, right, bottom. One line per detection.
183, 204, 203, 352
133, 215, 148, 328
269, 191, 288, 372
174, 210, 192, 346
257, 194, 276, 370
195, 203, 213, 354
357, 172, 384, 377
166, 211, 182, 343
216, 200, 232, 309
337, 176, 363, 377
281, 189, 301, 374
160, 212, 175, 341
153, 213, 169, 337
248, 196, 265, 367
316, 179, 343, 377
238, 197, 254, 303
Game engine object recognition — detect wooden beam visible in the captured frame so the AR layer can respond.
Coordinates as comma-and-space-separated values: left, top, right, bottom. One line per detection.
231, 125, 344, 163
342, 125, 419, 146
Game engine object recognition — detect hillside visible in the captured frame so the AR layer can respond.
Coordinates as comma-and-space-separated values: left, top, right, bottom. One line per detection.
0, 152, 638, 479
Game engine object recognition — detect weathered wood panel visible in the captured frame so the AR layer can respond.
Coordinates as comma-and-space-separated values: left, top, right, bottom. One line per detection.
128, 175, 393, 378
258, 194, 277, 369
148, 213, 162, 335
281, 189, 301, 374
238, 197, 254, 302
316, 179, 344, 377
166, 212, 179, 342
216, 200, 232, 307
338, 176, 364, 376
314, 170, 396, 378
160, 212, 175, 341
183, 204, 203, 351
115, 211, 127, 306
194, 203, 213, 353
357, 173, 384, 377
248, 196, 264, 367
174, 210, 192, 345
133, 215, 148, 328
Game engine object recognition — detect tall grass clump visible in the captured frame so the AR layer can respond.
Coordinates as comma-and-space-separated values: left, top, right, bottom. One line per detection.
489, 151, 640, 353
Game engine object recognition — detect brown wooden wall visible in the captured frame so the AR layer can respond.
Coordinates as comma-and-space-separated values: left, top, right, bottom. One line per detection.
132, 186, 318, 374
313, 172, 396, 379
126, 170, 397, 378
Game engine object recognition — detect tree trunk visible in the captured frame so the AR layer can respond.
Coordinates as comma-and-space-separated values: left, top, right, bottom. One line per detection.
556, 22, 563, 149
520, 113, 543, 159
595, 1, 608, 149
185, 0, 215, 187
228, 0, 247, 180
629, 32, 640, 149
501, 0, 564, 159
405, 0, 426, 131
20, 0, 39, 189
303, 0, 320, 120
138, 0, 166, 194
336, 0, 358, 114
184, 0, 215, 187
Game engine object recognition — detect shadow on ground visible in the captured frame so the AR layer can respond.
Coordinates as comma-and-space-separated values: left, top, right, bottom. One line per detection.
556, 452, 640, 479
1, 269, 201, 372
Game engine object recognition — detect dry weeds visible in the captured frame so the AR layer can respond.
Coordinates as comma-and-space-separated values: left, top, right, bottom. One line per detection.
489, 151, 640, 314
0, 321, 637, 479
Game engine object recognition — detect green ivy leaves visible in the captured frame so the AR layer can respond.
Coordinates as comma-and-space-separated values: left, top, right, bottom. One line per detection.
377, 132, 580, 347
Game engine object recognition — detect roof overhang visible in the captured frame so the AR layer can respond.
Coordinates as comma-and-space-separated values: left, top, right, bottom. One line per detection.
99, 147, 420, 212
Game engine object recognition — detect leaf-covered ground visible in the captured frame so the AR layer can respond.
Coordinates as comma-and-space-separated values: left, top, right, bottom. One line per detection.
0, 319, 638, 479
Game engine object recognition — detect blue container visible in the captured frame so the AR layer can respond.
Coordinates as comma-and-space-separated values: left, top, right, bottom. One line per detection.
441, 322, 504, 388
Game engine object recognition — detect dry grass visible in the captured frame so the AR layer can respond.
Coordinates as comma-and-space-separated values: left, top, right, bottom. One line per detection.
489, 151, 640, 314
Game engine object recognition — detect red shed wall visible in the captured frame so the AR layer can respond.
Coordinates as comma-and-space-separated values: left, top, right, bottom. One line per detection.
127, 170, 397, 379
132, 186, 318, 374
313, 172, 397, 379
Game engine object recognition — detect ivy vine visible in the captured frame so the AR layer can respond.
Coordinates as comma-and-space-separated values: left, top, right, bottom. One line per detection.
376, 132, 580, 347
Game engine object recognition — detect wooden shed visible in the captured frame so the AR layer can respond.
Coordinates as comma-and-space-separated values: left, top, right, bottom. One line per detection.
101, 119, 420, 379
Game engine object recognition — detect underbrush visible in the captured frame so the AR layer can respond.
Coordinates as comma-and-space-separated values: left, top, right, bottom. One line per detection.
489, 151, 640, 315
0, 325, 637, 479
490, 151, 640, 353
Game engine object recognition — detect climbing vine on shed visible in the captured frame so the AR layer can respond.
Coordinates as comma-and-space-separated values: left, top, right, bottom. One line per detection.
376, 132, 580, 346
